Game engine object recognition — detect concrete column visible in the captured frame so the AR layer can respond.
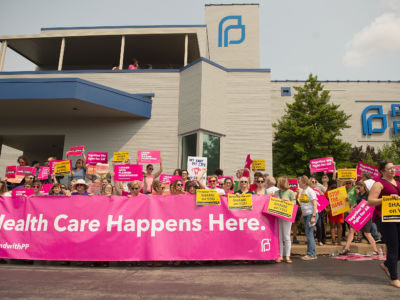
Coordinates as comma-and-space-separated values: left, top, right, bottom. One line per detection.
0, 40, 7, 71
119, 36, 125, 70
184, 34, 188, 66
58, 38, 65, 71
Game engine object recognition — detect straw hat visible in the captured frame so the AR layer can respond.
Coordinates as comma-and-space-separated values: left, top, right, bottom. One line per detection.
72, 179, 89, 189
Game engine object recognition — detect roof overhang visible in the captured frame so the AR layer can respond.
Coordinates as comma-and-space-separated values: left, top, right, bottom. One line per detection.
0, 78, 153, 119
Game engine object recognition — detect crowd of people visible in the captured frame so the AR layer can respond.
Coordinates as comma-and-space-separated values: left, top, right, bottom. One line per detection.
0, 155, 399, 288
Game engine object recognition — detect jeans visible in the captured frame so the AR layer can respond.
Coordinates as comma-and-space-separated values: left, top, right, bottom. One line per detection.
381, 222, 400, 280
304, 213, 318, 257
279, 219, 292, 257
371, 222, 380, 240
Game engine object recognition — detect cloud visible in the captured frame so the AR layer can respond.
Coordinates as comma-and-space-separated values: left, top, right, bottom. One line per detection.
343, 11, 400, 68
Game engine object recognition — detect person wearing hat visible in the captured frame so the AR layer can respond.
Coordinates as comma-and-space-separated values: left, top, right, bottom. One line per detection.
71, 179, 90, 195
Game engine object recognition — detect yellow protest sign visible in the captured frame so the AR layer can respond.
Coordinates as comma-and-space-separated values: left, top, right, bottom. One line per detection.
299, 193, 309, 203
53, 160, 71, 175
337, 168, 357, 180
251, 160, 265, 171
266, 197, 297, 221
382, 196, 400, 222
327, 186, 350, 216
196, 189, 220, 205
228, 194, 253, 210
113, 152, 129, 162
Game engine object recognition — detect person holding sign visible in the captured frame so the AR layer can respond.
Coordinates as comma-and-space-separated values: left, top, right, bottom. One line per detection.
275, 177, 296, 264
252, 176, 267, 195
325, 181, 344, 245
368, 160, 400, 288
298, 176, 318, 260
69, 158, 86, 184
197, 169, 224, 195
236, 177, 252, 195
221, 178, 234, 195
141, 160, 163, 193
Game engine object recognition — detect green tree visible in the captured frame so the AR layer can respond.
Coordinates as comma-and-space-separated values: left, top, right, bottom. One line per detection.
273, 74, 351, 176
379, 134, 400, 164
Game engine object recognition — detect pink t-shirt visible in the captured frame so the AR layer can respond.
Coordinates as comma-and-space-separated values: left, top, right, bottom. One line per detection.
128, 64, 137, 70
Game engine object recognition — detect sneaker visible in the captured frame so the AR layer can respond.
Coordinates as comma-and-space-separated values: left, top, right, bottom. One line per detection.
293, 238, 299, 244
318, 242, 324, 246
301, 255, 317, 261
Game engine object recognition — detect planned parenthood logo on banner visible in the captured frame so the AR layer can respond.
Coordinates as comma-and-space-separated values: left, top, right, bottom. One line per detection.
218, 15, 246, 47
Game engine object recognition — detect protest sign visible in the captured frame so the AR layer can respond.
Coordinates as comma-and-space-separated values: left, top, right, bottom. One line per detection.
88, 183, 102, 195
41, 184, 53, 194
66, 146, 85, 157
394, 165, 400, 176
242, 154, 253, 177
53, 161, 71, 176
251, 160, 265, 171
356, 162, 380, 180
5, 166, 16, 179
16, 166, 37, 177
288, 179, 298, 192
196, 189, 221, 205
345, 200, 375, 230
114, 164, 143, 181
137, 150, 161, 164
86, 165, 96, 175
263, 196, 298, 222
228, 194, 253, 210
187, 156, 207, 184
382, 196, 400, 222
37, 167, 50, 180
11, 188, 35, 197
337, 169, 357, 180
49, 160, 72, 175
298, 193, 309, 204
310, 157, 335, 173
86, 152, 108, 165
0, 194, 280, 261
113, 152, 129, 162
159, 174, 182, 193
327, 186, 350, 216
316, 195, 330, 213
95, 163, 109, 174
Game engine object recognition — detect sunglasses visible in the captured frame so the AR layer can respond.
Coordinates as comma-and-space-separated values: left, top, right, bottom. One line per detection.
131, 187, 140, 190
177, 183, 183, 187
76, 184, 86, 187
240, 181, 248, 183
32, 185, 41, 188
257, 180, 265, 183
209, 180, 216, 183
311, 181, 317, 184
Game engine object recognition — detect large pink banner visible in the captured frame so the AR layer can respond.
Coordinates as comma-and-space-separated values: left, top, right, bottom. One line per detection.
0, 195, 279, 261
310, 157, 334, 173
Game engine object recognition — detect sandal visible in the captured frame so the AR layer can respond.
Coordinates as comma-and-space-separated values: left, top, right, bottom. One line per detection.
275, 257, 283, 263
339, 248, 350, 256
285, 258, 293, 264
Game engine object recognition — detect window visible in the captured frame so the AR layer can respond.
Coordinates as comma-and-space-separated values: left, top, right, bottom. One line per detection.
281, 87, 291, 96
202, 134, 220, 175
181, 133, 197, 170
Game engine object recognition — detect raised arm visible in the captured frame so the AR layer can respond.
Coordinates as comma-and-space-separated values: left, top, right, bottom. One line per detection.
154, 159, 163, 179
196, 168, 207, 189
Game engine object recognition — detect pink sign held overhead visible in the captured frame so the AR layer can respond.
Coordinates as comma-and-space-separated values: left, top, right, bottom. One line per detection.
66, 146, 85, 157
316, 195, 330, 213
38, 167, 50, 180
16, 166, 37, 177
310, 157, 334, 173
242, 154, 253, 177
394, 165, 400, 176
0, 195, 280, 261
159, 174, 182, 185
114, 164, 143, 181
137, 150, 161, 164
41, 184, 53, 194
86, 152, 108, 165
5, 166, 16, 179
49, 160, 72, 175
345, 200, 375, 231
11, 188, 35, 197
357, 162, 380, 180
288, 179, 298, 192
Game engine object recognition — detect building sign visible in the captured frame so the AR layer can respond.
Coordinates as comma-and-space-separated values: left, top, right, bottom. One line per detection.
218, 15, 245, 47
362, 104, 400, 135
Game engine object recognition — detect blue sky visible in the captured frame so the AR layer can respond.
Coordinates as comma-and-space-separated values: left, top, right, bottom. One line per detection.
1, 0, 399, 80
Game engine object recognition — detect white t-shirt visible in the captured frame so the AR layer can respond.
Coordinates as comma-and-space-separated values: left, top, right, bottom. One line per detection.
299, 187, 317, 216
267, 186, 279, 195
364, 179, 375, 190
207, 186, 225, 195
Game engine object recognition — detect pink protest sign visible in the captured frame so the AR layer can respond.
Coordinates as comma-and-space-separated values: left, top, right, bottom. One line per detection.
345, 200, 375, 231
310, 157, 334, 173
5, 166, 16, 179
114, 164, 143, 181
159, 174, 182, 185
357, 162, 380, 180
288, 179, 298, 192
16, 166, 37, 177
11, 188, 35, 197
38, 167, 50, 180
137, 150, 161, 164
263, 195, 298, 223
242, 154, 253, 177
66, 146, 85, 157
41, 184, 53, 194
394, 165, 400, 176
86, 152, 108, 165
0, 195, 280, 261
316, 195, 330, 213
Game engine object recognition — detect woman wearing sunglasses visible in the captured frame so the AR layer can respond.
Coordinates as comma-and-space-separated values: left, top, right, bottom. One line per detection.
170, 180, 185, 195
252, 176, 267, 195
236, 177, 251, 194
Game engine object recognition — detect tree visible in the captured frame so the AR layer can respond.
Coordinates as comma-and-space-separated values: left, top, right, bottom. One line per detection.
273, 74, 351, 176
349, 145, 381, 166
379, 134, 400, 164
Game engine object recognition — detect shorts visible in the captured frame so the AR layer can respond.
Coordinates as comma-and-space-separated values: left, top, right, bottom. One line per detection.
361, 219, 372, 233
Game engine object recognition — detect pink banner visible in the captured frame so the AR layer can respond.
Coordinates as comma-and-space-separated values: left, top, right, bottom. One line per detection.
356, 162, 380, 180
137, 150, 161, 164
316, 195, 330, 213
0, 195, 280, 261
86, 152, 108, 165
114, 164, 143, 181
5, 166, 16, 179
288, 179, 298, 192
263, 195, 298, 222
38, 167, 50, 180
11, 189, 35, 197
16, 166, 37, 177
345, 200, 374, 231
66, 146, 85, 157
310, 157, 334, 173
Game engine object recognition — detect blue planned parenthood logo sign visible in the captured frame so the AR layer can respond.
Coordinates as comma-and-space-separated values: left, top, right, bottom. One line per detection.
218, 15, 246, 47
361, 104, 400, 135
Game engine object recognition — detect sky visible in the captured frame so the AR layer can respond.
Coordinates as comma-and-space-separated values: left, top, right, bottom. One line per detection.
0, 0, 399, 80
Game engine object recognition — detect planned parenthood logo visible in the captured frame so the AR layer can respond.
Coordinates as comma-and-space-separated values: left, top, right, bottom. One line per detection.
261, 238, 271, 252
362, 104, 400, 135
218, 15, 246, 47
